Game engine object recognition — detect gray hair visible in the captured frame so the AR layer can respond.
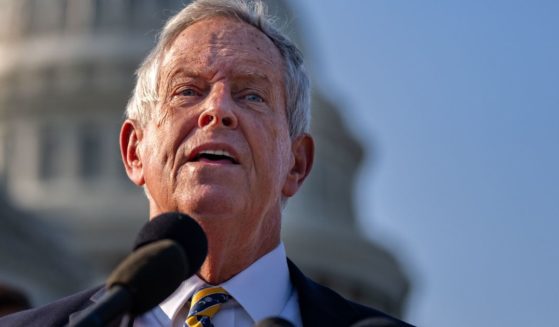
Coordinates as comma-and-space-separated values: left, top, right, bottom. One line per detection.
125, 0, 311, 138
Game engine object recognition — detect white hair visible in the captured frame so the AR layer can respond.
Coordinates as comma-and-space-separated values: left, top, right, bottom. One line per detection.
125, 0, 311, 138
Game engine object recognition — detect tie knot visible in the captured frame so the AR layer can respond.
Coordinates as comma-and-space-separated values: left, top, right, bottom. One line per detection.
186, 286, 231, 327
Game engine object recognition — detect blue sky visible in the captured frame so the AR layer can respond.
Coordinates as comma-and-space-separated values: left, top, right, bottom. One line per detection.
294, 1, 559, 326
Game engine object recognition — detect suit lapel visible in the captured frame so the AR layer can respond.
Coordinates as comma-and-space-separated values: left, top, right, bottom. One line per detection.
287, 259, 349, 327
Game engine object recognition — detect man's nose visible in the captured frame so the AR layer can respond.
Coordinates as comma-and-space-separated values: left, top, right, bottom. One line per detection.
198, 86, 238, 129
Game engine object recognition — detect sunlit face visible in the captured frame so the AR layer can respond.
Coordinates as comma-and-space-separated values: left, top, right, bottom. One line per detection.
130, 17, 296, 245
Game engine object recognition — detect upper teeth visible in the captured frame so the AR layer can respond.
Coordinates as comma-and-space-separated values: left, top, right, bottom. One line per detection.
199, 150, 234, 159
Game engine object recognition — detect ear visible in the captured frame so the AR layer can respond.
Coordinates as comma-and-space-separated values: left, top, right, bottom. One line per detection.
120, 119, 145, 186
282, 134, 314, 197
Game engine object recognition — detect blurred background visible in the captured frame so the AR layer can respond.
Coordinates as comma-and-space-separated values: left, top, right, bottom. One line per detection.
295, 1, 559, 326
0, 1, 558, 326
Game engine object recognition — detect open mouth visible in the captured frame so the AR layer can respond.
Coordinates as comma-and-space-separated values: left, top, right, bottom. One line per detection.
191, 149, 239, 164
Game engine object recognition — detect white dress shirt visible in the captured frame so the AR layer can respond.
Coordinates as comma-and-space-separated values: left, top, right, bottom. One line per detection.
134, 243, 302, 327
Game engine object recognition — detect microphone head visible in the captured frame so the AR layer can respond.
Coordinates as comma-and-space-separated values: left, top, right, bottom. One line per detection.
254, 317, 295, 327
107, 239, 187, 315
133, 212, 208, 276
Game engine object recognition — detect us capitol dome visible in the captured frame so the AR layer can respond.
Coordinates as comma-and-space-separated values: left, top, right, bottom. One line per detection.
0, 0, 411, 317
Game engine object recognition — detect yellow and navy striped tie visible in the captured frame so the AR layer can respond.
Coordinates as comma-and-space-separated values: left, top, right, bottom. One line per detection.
186, 287, 231, 327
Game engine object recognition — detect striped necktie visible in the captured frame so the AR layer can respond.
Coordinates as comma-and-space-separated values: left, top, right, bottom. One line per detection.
186, 286, 231, 327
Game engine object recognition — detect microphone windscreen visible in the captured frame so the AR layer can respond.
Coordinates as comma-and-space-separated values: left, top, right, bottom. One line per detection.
133, 212, 207, 275
107, 239, 187, 315
254, 317, 295, 327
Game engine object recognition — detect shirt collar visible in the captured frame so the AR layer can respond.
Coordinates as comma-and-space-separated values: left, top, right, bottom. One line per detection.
159, 273, 206, 321
159, 242, 291, 323
221, 242, 291, 322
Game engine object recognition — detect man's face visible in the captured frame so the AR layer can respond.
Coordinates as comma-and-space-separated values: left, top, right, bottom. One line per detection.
122, 17, 311, 249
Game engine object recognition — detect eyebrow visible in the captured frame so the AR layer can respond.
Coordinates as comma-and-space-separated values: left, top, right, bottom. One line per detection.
166, 68, 203, 82
230, 71, 273, 87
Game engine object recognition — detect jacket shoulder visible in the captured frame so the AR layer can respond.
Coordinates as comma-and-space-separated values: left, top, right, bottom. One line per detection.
0, 286, 101, 327
287, 260, 413, 327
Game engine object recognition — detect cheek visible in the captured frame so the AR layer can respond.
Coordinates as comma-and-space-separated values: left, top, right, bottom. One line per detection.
150, 114, 193, 160
271, 117, 293, 167
259, 125, 292, 181
144, 133, 168, 165
276, 140, 293, 179
141, 130, 176, 184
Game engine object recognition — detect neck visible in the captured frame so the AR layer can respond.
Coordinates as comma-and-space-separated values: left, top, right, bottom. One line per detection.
197, 213, 281, 284
148, 201, 283, 284
198, 232, 280, 284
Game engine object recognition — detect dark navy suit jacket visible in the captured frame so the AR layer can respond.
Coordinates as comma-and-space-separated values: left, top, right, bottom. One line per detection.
0, 260, 413, 327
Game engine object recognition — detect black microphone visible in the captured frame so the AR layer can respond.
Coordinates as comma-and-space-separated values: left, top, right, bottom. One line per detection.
351, 316, 402, 327
133, 212, 208, 272
254, 317, 295, 327
71, 212, 208, 327
71, 240, 187, 327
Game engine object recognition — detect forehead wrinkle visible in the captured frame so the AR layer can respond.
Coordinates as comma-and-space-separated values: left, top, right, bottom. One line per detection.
179, 17, 280, 62
208, 32, 219, 66
164, 49, 276, 84
159, 17, 286, 98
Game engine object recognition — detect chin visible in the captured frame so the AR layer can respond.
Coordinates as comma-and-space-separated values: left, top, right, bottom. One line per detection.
182, 187, 240, 219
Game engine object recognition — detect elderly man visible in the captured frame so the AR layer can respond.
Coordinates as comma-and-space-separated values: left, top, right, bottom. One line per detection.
0, 0, 412, 326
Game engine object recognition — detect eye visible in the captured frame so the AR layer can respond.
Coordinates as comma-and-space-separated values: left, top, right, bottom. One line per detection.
179, 88, 200, 97
243, 93, 264, 103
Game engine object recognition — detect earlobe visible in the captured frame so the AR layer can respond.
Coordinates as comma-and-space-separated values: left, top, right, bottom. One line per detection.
282, 134, 314, 197
120, 119, 145, 186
